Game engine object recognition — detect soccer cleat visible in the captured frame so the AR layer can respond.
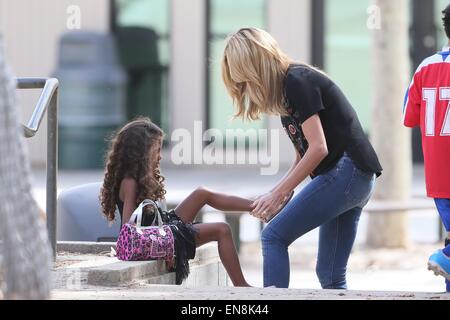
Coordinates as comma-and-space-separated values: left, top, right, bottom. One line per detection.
427, 249, 450, 281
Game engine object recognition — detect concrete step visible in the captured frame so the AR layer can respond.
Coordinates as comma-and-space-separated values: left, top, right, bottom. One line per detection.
54, 242, 228, 288
57, 241, 116, 255
146, 272, 176, 285
182, 262, 229, 288
87, 259, 167, 286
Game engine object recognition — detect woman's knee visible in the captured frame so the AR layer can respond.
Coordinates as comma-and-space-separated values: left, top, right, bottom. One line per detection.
261, 226, 285, 247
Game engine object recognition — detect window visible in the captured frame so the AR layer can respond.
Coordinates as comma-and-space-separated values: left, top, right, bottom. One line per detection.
324, 0, 372, 131
207, 0, 267, 140
113, 0, 170, 134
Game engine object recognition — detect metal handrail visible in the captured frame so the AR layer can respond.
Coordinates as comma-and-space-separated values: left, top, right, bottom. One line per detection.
16, 77, 59, 258
18, 78, 59, 138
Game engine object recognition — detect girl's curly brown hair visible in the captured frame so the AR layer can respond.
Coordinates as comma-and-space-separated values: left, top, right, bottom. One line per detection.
100, 117, 166, 222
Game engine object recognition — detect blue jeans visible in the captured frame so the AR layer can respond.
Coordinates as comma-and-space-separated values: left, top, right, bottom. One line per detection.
261, 154, 376, 288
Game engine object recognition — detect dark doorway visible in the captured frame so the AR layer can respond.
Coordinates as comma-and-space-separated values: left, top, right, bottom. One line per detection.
410, 0, 438, 163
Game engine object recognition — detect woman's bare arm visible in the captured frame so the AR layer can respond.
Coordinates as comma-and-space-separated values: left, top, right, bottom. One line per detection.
252, 114, 328, 215
270, 148, 301, 193
272, 114, 328, 195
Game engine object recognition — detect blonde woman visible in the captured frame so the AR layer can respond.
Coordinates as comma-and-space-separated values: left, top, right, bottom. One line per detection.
222, 28, 382, 289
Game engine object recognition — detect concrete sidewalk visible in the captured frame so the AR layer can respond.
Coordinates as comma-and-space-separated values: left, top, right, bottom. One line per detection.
240, 241, 447, 292
50, 241, 449, 296
51, 285, 448, 300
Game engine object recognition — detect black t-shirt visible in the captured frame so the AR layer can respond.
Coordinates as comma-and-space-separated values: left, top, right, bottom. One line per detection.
281, 64, 382, 177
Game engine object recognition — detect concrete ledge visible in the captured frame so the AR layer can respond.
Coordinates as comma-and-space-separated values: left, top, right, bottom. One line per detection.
146, 272, 177, 285
57, 241, 116, 255
70, 242, 229, 287
182, 261, 228, 287
87, 259, 167, 286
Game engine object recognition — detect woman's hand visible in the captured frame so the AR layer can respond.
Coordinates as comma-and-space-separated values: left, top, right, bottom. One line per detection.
250, 190, 290, 221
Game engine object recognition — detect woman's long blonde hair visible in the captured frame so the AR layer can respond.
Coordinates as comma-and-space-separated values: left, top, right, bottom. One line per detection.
222, 27, 293, 121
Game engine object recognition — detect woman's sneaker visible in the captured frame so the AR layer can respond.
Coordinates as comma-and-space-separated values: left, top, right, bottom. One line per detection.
427, 250, 450, 281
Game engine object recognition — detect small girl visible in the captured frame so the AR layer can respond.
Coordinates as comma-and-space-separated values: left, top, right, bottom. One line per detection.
100, 117, 259, 286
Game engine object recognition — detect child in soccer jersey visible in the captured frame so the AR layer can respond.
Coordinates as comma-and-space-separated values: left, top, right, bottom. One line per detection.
403, 5, 450, 292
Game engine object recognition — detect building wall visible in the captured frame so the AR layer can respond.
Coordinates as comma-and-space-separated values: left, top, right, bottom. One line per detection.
267, 0, 312, 165
170, 0, 206, 136
0, 0, 110, 166
168, 0, 312, 167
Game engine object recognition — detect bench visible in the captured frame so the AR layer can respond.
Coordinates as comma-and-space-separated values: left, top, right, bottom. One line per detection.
364, 199, 435, 213
364, 199, 446, 241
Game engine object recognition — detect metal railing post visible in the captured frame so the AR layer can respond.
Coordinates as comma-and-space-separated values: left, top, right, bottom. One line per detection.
47, 89, 58, 257
16, 77, 59, 258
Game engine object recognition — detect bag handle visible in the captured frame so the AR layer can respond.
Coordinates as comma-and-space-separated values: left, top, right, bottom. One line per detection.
128, 199, 162, 228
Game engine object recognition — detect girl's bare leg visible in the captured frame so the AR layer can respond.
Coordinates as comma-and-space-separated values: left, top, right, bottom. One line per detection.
173, 187, 252, 286
175, 186, 253, 223
194, 222, 250, 287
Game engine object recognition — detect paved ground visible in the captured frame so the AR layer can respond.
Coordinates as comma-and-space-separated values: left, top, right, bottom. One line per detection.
49, 242, 449, 295
239, 242, 448, 292
51, 285, 448, 300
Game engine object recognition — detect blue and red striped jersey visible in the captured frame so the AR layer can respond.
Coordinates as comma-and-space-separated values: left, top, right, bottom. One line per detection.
404, 46, 450, 198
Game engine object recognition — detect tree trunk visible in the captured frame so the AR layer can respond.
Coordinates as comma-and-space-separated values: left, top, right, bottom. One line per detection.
367, 0, 412, 248
0, 35, 52, 299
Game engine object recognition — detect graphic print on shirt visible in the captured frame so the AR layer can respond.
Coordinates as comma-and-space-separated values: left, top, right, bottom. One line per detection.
281, 112, 308, 157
